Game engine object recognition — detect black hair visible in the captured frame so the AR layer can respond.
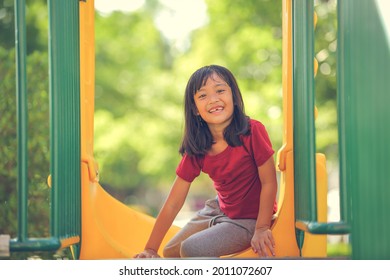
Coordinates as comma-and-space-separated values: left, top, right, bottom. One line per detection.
179, 65, 249, 156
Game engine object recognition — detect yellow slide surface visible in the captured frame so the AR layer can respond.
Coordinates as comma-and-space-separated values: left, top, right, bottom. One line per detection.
78, 164, 180, 259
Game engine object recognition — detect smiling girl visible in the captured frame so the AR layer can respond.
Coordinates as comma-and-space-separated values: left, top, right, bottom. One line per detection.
134, 65, 277, 258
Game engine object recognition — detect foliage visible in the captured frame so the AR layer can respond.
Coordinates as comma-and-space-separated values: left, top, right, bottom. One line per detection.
0, 0, 48, 53
0, 46, 53, 258
313, 0, 339, 161
327, 242, 351, 258
94, 9, 184, 203
0, 48, 18, 236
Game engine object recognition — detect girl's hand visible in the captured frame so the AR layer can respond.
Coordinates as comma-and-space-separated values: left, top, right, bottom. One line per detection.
251, 228, 275, 258
133, 248, 161, 258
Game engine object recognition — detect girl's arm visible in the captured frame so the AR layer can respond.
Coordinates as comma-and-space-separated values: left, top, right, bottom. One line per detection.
134, 176, 191, 258
251, 156, 278, 257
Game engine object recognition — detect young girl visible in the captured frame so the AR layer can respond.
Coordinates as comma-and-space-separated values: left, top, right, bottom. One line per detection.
134, 65, 277, 258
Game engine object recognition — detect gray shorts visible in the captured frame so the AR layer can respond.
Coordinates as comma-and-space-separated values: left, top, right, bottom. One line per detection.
163, 198, 256, 258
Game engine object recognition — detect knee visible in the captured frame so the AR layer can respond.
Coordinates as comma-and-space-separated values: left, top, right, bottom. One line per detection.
179, 239, 200, 258
162, 244, 180, 258
164, 240, 197, 258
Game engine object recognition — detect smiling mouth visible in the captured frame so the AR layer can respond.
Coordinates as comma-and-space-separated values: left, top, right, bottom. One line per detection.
209, 107, 224, 113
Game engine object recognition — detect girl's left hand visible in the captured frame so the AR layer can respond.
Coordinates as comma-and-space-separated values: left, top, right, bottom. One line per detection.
251, 228, 275, 258
133, 248, 161, 259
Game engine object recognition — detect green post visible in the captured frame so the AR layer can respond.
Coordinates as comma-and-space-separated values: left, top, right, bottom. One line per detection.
338, 0, 390, 259
292, 0, 317, 223
48, 0, 81, 240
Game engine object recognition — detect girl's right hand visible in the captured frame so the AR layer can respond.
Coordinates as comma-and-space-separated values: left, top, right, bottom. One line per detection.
133, 248, 161, 258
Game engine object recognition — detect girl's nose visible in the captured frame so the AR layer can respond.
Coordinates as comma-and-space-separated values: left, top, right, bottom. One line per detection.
209, 93, 220, 103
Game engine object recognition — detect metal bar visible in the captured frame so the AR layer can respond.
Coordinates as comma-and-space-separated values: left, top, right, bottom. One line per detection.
14, 0, 28, 242
336, 0, 351, 225
10, 238, 61, 252
296, 220, 350, 235
48, 0, 58, 237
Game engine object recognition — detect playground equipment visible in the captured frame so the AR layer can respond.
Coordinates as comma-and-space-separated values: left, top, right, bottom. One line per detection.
1, 0, 389, 259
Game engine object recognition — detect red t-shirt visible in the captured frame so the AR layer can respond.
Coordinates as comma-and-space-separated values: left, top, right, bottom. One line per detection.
176, 119, 277, 219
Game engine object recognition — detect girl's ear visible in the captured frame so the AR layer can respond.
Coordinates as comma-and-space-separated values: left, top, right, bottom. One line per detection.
192, 107, 199, 116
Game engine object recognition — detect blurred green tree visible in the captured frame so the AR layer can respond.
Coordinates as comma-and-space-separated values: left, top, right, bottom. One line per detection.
0, 0, 48, 52
0, 47, 53, 259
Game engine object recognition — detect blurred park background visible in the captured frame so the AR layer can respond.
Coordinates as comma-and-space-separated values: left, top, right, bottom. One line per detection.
1, 0, 344, 258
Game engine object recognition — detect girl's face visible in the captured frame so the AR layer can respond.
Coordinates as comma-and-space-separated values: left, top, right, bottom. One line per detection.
193, 73, 234, 130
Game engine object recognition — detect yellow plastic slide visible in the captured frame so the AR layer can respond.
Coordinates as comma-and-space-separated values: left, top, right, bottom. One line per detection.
78, 166, 180, 259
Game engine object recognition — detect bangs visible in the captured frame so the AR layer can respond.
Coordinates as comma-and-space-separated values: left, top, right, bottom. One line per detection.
189, 66, 227, 95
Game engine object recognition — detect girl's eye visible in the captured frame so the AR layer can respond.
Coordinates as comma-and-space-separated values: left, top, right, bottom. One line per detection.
217, 89, 225, 94
198, 94, 206, 99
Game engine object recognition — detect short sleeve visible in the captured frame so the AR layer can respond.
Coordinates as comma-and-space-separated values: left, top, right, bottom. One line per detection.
247, 120, 275, 167
176, 153, 203, 183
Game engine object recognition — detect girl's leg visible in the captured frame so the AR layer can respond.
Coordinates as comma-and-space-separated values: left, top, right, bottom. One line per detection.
163, 198, 222, 258
163, 216, 209, 257
180, 220, 256, 258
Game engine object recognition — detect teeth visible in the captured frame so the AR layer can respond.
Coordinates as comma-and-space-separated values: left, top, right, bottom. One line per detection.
209, 107, 223, 113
